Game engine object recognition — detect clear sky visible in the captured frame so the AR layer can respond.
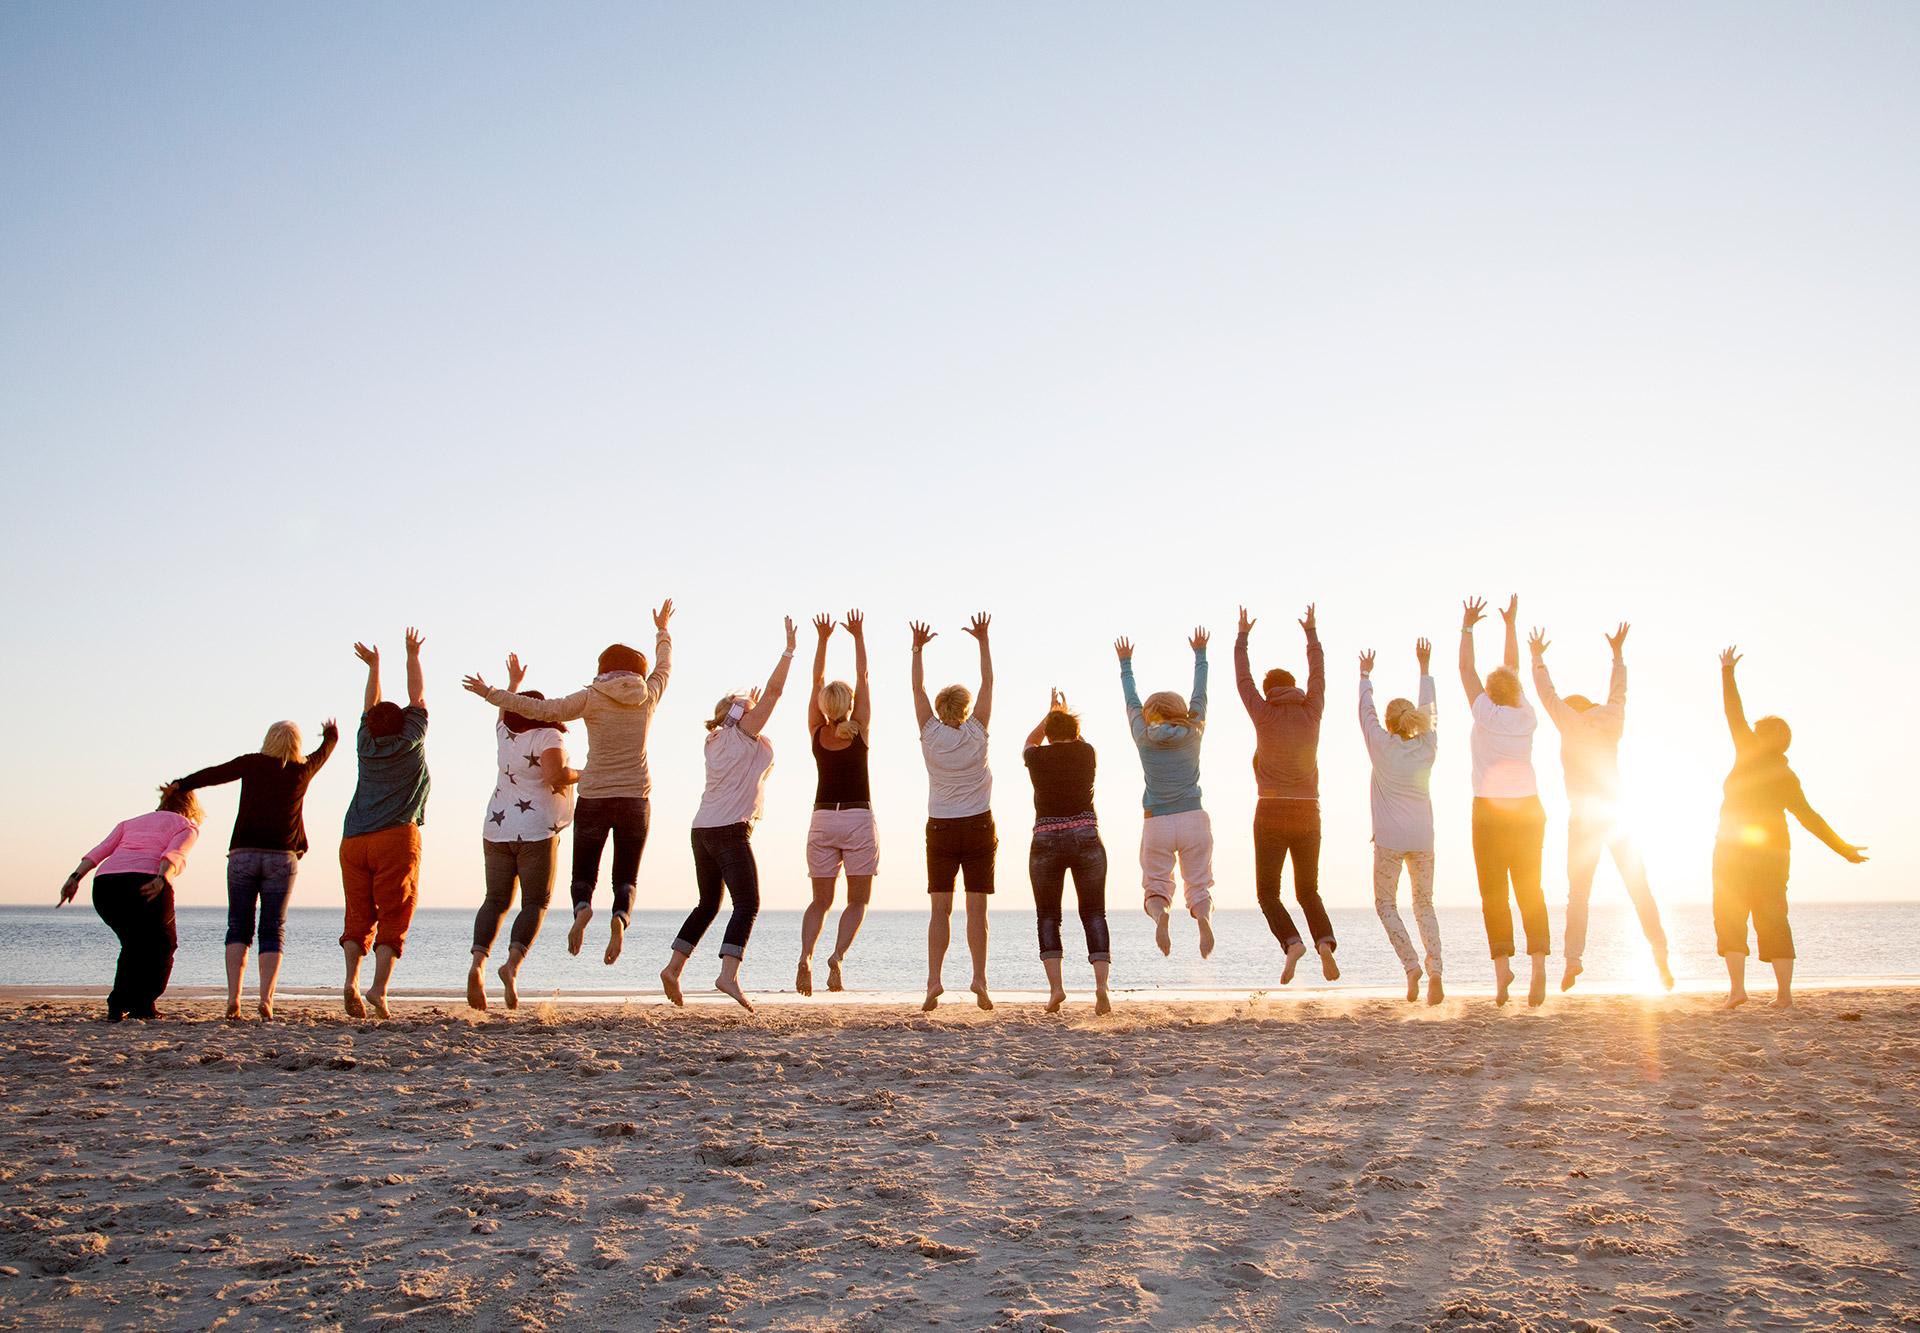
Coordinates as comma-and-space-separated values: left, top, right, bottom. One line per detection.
3, 2, 1914, 917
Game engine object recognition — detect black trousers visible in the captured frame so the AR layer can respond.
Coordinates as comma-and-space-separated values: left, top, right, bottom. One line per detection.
93, 872, 177, 1018
1254, 799, 1334, 951
570, 796, 649, 921
674, 823, 760, 959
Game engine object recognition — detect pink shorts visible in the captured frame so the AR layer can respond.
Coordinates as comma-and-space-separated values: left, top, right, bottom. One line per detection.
807, 807, 880, 879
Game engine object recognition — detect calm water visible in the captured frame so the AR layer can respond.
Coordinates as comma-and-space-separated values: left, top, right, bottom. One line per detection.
2, 902, 1915, 1000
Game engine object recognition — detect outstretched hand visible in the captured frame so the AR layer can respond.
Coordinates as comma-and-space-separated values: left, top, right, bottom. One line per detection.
652, 599, 675, 631
964, 612, 991, 642
1237, 605, 1255, 635
462, 674, 493, 698
1498, 595, 1518, 627
1841, 844, 1871, 865
910, 621, 937, 650
353, 642, 379, 667
405, 627, 425, 654
1416, 638, 1432, 671
1189, 626, 1210, 653
1461, 598, 1488, 631
1528, 628, 1550, 659
1607, 622, 1631, 655
1298, 603, 1316, 634
506, 652, 527, 689
320, 717, 340, 742
783, 617, 798, 652
813, 613, 836, 641
1050, 687, 1067, 710
1358, 650, 1376, 676
1114, 637, 1134, 662
845, 608, 865, 640
1720, 646, 1742, 670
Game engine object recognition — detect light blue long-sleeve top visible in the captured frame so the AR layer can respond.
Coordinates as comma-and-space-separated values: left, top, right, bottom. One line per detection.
1120, 649, 1208, 816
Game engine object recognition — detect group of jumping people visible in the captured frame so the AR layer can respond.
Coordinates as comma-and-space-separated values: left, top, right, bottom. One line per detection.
57, 595, 1868, 1021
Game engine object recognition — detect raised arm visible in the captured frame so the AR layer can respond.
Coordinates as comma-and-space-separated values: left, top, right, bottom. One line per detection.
354, 641, 382, 713
1301, 604, 1324, 719
848, 609, 871, 731
1234, 606, 1263, 715
1458, 599, 1487, 702
739, 618, 798, 738
1784, 779, 1868, 863
964, 613, 993, 729
404, 627, 425, 709
1499, 595, 1520, 673
909, 621, 936, 729
304, 720, 340, 773
466, 679, 591, 723
1357, 651, 1387, 751
1603, 622, 1629, 716
1417, 638, 1437, 732
1026, 688, 1066, 749
1719, 647, 1752, 745
497, 653, 528, 722
1116, 638, 1146, 742
173, 755, 250, 792
1188, 626, 1210, 721
648, 600, 674, 699
1528, 629, 1574, 729
809, 613, 834, 733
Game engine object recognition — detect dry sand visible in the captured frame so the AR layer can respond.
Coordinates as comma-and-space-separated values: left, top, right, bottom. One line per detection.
1, 990, 1917, 1331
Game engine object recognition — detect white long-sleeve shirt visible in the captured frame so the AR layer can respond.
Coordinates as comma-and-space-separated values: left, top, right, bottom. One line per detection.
1469, 692, 1539, 798
1532, 658, 1626, 806
1359, 676, 1439, 853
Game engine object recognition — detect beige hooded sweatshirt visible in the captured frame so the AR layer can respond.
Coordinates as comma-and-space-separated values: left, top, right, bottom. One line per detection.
486, 632, 671, 800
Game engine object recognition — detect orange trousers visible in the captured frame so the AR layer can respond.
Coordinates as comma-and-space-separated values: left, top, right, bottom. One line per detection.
339, 824, 421, 956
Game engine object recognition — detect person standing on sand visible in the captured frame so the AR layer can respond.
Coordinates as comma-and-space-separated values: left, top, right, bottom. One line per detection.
659, 617, 796, 1013
912, 613, 997, 1012
1235, 603, 1336, 984
340, 629, 430, 1020
1358, 639, 1444, 1005
1459, 595, 1549, 1007
57, 784, 202, 1021
463, 653, 577, 1012
1530, 622, 1673, 992
1714, 647, 1867, 1010
172, 717, 339, 1020
797, 609, 876, 995
1117, 628, 1216, 960
1023, 689, 1112, 1013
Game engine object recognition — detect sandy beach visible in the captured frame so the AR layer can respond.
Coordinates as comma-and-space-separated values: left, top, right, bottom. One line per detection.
1, 990, 1916, 1332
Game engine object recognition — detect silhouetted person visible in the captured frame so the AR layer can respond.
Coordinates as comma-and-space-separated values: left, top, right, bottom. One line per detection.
1714, 647, 1867, 1009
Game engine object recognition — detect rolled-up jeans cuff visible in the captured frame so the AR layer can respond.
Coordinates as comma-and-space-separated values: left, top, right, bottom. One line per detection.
1039, 949, 1064, 961
718, 943, 745, 960
1088, 951, 1111, 964
671, 938, 695, 957
612, 909, 632, 926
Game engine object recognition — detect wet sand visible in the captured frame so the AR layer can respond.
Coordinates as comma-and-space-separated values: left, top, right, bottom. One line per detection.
1, 989, 1916, 1331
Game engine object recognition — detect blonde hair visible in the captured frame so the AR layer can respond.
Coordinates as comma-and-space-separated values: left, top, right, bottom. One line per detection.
158, 783, 203, 824
1142, 690, 1203, 731
1384, 698, 1430, 739
260, 720, 304, 764
934, 684, 973, 727
707, 694, 749, 734
817, 680, 864, 741
1486, 666, 1522, 707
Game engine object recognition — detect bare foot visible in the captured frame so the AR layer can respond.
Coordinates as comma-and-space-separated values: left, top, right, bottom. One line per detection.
1494, 958, 1513, 1007
1770, 993, 1793, 1009
660, 967, 684, 1007
1657, 957, 1675, 991
367, 989, 391, 1020
224, 1001, 243, 1021
567, 908, 590, 956
1045, 988, 1066, 1013
716, 974, 755, 1012
1724, 990, 1749, 1011
922, 986, 943, 1012
497, 964, 519, 1011
1280, 942, 1306, 985
604, 917, 625, 966
972, 982, 994, 1012
343, 987, 366, 1019
258, 1000, 274, 1021
1094, 989, 1112, 1016
466, 967, 487, 1011
1196, 915, 1215, 960
1560, 962, 1583, 993
1405, 971, 1421, 1003
1527, 969, 1547, 1008
827, 956, 845, 992
1319, 943, 1340, 981
796, 960, 813, 996
1153, 912, 1171, 957
1426, 975, 1444, 1006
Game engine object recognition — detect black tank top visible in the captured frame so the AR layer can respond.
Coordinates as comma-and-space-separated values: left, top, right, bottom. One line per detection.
812, 728, 871, 803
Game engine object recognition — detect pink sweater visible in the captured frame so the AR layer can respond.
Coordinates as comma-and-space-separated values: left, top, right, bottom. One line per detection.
86, 811, 200, 879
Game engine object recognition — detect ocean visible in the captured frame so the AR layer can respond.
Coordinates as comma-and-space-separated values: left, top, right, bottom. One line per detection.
2, 901, 1914, 1002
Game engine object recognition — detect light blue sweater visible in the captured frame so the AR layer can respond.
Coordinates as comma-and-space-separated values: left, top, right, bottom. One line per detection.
1120, 650, 1208, 817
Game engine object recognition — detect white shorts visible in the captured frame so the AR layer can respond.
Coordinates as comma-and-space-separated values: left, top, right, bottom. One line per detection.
807, 807, 881, 879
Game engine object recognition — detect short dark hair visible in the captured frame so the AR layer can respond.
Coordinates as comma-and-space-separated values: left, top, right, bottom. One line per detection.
504, 690, 563, 735
1263, 668, 1296, 694
598, 643, 646, 675
1043, 710, 1081, 742
365, 701, 407, 738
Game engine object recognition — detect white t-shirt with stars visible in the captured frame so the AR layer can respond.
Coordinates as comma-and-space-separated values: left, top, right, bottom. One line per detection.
485, 720, 575, 842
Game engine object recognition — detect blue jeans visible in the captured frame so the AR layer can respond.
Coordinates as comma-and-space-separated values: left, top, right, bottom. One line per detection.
226, 850, 298, 952
1028, 823, 1111, 962
571, 797, 649, 923
674, 823, 760, 959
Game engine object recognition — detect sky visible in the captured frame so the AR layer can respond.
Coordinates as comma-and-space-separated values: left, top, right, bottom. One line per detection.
2, 2, 1915, 921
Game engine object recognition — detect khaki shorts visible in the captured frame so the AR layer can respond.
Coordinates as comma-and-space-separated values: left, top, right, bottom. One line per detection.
807, 806, 880, 879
